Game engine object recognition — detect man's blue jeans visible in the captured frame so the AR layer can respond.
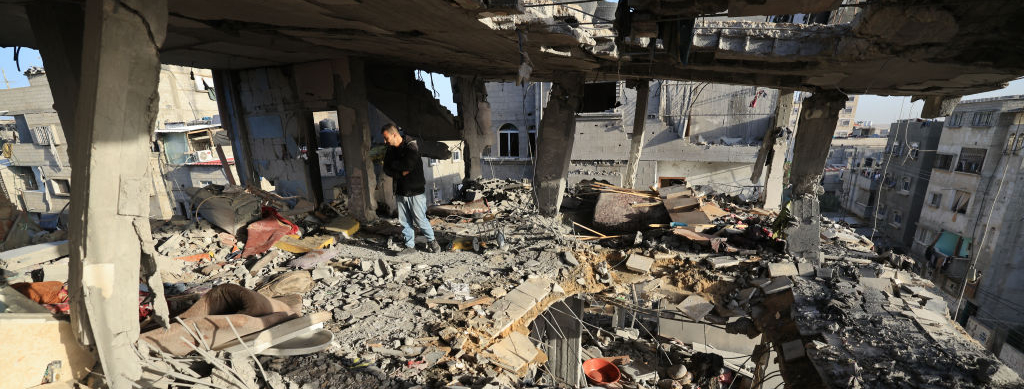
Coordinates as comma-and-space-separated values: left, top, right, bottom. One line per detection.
397, 193, 435, 248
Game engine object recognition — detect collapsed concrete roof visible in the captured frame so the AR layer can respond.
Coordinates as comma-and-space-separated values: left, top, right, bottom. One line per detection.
3, 0, 1022, 96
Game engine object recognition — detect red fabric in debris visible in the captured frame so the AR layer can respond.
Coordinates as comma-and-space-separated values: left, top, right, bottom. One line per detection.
11, 281, 67, 304
12, 281, 70, 313
241, 207, 297, 258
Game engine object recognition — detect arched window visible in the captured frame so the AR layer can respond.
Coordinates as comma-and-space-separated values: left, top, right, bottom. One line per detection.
498, 123, 520, 157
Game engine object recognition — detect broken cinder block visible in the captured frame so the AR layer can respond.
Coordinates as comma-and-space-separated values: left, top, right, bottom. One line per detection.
676, 295, 715, 322
625, 254, 655, 273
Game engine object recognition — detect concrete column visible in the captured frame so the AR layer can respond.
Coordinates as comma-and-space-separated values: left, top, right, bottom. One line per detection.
624, 80, 650, 189
533, 296, 584, 386
333, 57, 377, 222
534, 73, 585, 216
55, 0, 166, 386
761, 89, 794, 210
212, 70, 259, 185
785, 90, 846, 263
452, 76, 492, 181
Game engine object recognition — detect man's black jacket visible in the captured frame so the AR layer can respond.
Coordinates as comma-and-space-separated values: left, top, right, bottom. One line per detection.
382, 135, 426, 196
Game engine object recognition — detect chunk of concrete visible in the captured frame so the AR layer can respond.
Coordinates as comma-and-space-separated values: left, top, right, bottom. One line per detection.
797, 262, 815, 277
781, 339, 805, 361
0, 241, 69, 271
676, 295, 715, 321
626, 254, 655, 273
514, 278, 552, 303
761, 277, 793, 295
709, 256, 742, 269
736, 287, 758, 303
815, 267, 834, 280
859, 277, 892, 293
488, 332, 539, 373
768, 262, 798, 277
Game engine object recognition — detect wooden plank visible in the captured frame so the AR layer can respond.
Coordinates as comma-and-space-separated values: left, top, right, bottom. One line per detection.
458, 296, 494, 310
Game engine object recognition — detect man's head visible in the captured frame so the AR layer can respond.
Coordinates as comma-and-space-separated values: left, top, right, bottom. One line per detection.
381, 123, 403, 147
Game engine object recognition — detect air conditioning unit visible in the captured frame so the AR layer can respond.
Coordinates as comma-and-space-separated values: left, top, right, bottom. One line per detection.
195, 150, 215, 162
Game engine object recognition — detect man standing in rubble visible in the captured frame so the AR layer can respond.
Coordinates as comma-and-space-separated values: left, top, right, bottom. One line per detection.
381, 123, 441, 256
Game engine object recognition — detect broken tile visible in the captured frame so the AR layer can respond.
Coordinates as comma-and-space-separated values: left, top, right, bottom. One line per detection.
815, 267, 834, 280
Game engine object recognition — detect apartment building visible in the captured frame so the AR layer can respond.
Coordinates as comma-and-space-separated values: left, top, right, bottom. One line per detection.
825, 137, 887, 219
0, 65, 222, 220
482, 80, 780, 199
911, 95, 1024, 362
871, 119, 944, 252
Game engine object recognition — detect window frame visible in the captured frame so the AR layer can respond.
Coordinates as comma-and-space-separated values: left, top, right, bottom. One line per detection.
971, 111, 995, 127
497, 123, 520, 158
949, 112, 965, 127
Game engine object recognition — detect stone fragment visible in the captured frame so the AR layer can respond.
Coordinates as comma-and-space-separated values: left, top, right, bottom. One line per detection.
761, 277, 793, 295
560, 251, 579, 267
488, 332, 539, 373
859, 277, 892, 293
676, 295, 715, 321
781, 339, 805, 361
768, 262, 798, 277
797, 262, 815, 277
667, 364, 688, 379
625, 254, 655, 273
490, 287, 507, 298
815, 267, 834, 280
709, 256, 742, 269
615, 327, 640, 340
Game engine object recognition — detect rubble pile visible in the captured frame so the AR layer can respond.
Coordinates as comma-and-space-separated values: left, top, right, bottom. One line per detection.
4, 179, 1022, 389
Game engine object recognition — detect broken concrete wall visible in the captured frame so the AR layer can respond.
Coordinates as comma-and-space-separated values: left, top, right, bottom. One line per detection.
234, 65, 323, 201
155, 65, 220, 127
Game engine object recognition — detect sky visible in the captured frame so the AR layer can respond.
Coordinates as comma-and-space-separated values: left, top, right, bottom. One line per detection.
3, 46, 1023, 126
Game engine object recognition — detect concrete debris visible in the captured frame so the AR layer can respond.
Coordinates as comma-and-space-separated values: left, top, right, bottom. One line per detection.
677, 295, 716, 322
3, 177, 1018, 389
0, 240, 68, 272
625, 253, 655, 273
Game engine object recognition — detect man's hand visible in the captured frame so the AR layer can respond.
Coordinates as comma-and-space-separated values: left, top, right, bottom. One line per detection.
402, 171, 409, 176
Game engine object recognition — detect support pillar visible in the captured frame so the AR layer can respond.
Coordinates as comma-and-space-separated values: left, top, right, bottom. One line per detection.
785, 90, 846, 264
623, 80, 650, 189
334, 57, 377, 222
533, 297, 585, 387
534, 73, 585, 216
58, 0, 167, 386
212, 69, 259, 185
452, 76, 492, 181
758, 89, 794, 210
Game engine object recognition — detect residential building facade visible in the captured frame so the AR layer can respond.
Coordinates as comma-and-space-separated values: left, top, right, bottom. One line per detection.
871, 119, 943, 252
0, 65, 223, 220
483, 80, 781, 199
827, 137, 887, 220
911, 95, 1024, 363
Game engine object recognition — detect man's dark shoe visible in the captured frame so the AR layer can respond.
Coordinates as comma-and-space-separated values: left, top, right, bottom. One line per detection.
427, 240, 441, 253
397, 247, 417, 256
